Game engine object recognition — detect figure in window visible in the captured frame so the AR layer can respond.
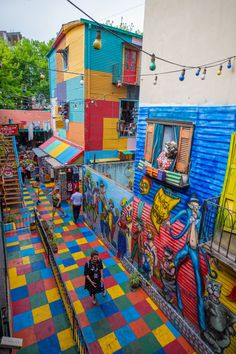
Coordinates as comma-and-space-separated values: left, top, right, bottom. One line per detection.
157, 141, 178, 171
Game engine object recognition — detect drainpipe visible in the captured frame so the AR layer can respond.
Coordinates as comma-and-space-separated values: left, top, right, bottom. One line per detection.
87, 24, 91, 103
85, 24, 92, 158
12, 136, 23, 190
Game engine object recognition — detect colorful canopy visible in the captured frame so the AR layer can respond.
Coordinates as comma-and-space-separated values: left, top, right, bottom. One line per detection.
39, 136, 84, 164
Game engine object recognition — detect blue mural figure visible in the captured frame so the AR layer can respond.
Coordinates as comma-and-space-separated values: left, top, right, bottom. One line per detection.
165, 194, 206, 331
117, 210, 129, 258
98, 181, 109, 238
117, 198, 130, 258
131, 201, 145, 272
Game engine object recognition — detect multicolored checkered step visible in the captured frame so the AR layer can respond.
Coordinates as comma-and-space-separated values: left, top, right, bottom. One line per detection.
6, 182, 194, 354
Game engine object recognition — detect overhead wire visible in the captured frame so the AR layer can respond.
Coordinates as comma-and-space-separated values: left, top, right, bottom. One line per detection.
65, 0, 236, 71
100, 3, 144, 22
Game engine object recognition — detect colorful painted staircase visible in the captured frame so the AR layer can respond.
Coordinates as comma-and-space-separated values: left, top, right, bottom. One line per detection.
1, 136, 22, 208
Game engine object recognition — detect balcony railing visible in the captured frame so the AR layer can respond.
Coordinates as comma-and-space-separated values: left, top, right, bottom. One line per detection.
117, 121, 137, 137
112, 63, 140, 86
199, 196, 236, 270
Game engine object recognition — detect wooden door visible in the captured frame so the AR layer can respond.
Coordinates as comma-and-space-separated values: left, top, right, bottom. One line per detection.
123, 48, 137, 84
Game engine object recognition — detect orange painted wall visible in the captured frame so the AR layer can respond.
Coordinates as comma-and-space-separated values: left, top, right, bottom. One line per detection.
66, 122, 84, 146
56, 37, 66, 84
65, 25, 84, 81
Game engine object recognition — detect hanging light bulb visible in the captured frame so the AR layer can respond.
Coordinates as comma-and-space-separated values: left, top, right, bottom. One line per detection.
40, 73, 45, 80
179, 68, 185, 81
227, 59, 232, 69
201, 68, 207, 80
149, 54, 156, 71
80, 75, 84, 86
153, 75, 158, 85
93, 30, 102, 50
195, 67, 201, 76
217, 65, 223, 76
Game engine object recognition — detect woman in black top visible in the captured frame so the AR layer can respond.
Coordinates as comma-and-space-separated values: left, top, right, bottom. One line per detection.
84, 250, 106, 304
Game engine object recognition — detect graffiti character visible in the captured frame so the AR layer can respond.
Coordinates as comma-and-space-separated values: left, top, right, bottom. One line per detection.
92, 186, 100, 222
164, 193, 206, 331
139, 176, 152, 195
131, 201, 145, 272
142, 225, 158, 279
98, 181, 109, 238
117, 198, 132, 258
151, 188, 180, 233
108, 199, 117, 241
203, 277, 236, 353
117, 210, 129, 258
160, 246, 176, 303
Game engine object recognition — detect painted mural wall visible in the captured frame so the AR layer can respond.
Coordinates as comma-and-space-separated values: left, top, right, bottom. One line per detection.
132, 105, 236, 353
93, 161, 134, 190
83, 166, 133, 258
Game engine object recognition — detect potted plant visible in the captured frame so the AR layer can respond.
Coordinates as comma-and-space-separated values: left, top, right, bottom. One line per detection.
30, 221, 37, 231
41, 220, 58, 253
129, 271, 141, 290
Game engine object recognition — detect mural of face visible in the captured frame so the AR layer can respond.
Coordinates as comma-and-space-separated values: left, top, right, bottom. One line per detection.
140, 176, 152, 195
151, 188, 180, 233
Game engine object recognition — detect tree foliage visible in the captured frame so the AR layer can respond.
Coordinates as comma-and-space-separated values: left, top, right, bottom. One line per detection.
0, 38, 53, 109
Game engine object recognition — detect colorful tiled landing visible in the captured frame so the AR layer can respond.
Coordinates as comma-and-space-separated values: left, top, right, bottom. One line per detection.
47, 225, 194, 354
9, 185, 194, 354
5, 226, 78, 354
18, 181, 195, 354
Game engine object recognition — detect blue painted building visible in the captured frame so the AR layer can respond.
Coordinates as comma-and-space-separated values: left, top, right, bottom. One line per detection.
130, 1, 236, 353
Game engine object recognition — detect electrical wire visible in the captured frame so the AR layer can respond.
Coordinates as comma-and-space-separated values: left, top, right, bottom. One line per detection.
65, 0, 236, 70
101, 3, 144, 22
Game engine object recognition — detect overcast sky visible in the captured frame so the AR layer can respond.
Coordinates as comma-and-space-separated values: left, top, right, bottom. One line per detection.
1, 0, 145, 42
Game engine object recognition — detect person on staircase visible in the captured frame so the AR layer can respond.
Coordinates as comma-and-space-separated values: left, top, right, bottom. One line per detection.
48, 187, 66, 221
84, 250, 106, 305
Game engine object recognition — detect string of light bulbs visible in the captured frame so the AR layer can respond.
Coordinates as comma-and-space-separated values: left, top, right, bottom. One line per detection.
66, 0, 236, 80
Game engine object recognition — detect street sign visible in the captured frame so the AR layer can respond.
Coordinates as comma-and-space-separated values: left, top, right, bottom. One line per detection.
0, 124, 19, 136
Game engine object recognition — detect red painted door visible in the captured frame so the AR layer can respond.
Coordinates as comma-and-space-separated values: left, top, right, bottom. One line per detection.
123, 48, 137, 84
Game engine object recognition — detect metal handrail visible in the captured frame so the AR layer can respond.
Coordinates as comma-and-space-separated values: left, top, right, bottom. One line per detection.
34, 210, 90, 354
199, 196, 236, 264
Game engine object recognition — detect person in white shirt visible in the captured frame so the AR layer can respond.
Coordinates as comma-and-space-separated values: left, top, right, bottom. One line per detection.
70, 187, 83, 224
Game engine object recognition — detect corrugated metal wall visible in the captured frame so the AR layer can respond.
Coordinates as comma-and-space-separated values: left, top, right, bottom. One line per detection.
135, 106, 236, 209
133, 105, 236, 349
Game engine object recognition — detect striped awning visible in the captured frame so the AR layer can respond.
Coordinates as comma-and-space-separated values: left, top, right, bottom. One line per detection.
45, 156, 63, 168
39, 136, 84, 164
32, 148, 48, 158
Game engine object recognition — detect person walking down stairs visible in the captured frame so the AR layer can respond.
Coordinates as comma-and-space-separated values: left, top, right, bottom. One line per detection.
48, 187, 66, 221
